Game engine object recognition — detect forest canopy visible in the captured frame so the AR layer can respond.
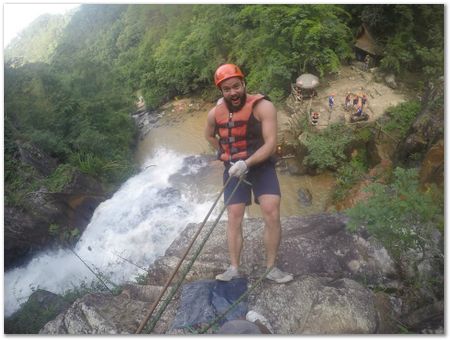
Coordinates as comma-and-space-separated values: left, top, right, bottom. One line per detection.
5, 4, 444, 203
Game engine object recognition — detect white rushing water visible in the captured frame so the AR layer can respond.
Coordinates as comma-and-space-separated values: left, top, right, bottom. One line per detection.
4, 148, 221, 317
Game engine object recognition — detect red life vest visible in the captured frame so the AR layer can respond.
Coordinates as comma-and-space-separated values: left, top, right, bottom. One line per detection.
214, 94, 266, 162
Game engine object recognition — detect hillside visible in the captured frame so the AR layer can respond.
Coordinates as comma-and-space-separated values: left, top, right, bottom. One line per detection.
5, 12, 74, 64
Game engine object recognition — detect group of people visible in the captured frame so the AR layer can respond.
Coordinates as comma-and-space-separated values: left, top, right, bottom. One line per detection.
345, 92, 369, 121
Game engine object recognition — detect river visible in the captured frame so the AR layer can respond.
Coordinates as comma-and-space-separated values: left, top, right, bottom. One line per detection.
4, 97, 335, 317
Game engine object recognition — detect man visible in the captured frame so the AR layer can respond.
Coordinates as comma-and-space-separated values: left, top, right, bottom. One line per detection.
204, 63, 293, 284
345, 92, 351, 110
328, 93, 335, 111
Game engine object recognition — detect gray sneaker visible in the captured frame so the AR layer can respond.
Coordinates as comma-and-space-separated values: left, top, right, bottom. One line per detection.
216, 266, 239, 281
266, 267, 293, 283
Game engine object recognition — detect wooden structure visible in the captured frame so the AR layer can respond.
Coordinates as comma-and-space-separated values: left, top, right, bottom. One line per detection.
291, 73, 319, 102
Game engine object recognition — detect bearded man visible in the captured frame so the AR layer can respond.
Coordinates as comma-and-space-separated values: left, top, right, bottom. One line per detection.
204, 63, 293, 283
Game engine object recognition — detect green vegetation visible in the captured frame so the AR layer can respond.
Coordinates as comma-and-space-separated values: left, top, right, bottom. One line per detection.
5, 13, 72, 64
302, 123, 354, 170
347, 4, 444, 79
5, 279, 122, 334
5, 5, 443, 202
4, 291, 66, 334
346, 167, 443, 261
333, 150, 368, 202
48, 223, 81, 244
382, 100, 421, 138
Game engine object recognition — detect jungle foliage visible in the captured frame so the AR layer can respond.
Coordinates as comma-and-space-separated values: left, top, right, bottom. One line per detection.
347, 4, 444, 79
5, 4, 444, 207
346, 167, 444, 262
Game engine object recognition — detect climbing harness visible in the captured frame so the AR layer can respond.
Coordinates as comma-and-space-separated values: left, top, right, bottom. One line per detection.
136, 174, 245, 333
198, 266, 273, 334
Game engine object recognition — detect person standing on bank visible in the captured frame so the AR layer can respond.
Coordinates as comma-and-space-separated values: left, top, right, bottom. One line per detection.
204, 63, 293, 283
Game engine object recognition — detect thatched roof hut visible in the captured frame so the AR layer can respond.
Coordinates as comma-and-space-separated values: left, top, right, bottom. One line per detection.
354, 24, 382, 56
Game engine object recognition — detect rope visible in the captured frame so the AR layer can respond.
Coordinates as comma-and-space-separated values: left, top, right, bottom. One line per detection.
198, 266, 273, 334
136, 174, 242, 333
68, 248, 114, 294
111, 251, 149, 272
141, 174, 245, 333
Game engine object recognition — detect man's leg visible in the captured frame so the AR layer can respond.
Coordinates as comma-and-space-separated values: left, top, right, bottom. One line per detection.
258, 193, 293, 283
226, 203, 246, 268
258, 194, 281, 268
216, 168, 251, 281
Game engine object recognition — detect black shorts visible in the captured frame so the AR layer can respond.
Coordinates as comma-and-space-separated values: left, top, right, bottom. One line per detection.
223, 160, 281, 206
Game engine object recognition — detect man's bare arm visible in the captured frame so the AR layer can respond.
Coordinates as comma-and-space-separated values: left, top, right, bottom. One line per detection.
244, 99, 277, 168
205, 108, 219, 150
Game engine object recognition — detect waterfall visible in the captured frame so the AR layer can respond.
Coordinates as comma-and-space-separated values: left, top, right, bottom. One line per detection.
5, 148, 222, 317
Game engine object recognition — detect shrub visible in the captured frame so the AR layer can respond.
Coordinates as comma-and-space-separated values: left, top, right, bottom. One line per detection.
382, 100, 421, 139
333, 152, 368, 203
302, 123, 354, 170
346, 167, 443, 261
45, 164, 76, 192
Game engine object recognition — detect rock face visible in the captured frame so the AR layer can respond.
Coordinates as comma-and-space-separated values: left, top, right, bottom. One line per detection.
419, 139, 444, 187
41, 213, 404, 335
396, 80, 444, 166
17, 142, 58, 176
5, 142, 106, 269
147, 214, 398, 288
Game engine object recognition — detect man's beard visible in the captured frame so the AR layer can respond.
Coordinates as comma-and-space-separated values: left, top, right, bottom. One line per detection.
224, 92, 247, 112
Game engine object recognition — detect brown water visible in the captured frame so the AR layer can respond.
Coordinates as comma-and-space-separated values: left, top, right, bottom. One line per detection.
135, 98, 336, 217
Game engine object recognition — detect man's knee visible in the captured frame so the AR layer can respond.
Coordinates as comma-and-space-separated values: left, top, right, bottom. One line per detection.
258, 195, 281, 222
227, 204, 246, 225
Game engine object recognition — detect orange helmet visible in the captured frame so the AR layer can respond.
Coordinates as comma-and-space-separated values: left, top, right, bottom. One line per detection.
214, 63, 244, 87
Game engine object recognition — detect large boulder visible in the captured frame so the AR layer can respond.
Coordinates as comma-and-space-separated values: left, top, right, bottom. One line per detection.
41, 292, 149, 334
384, 74, 398, 89
147, 214, 398, 288
40, 284, 179, 335
40, 214, 403, 335
248, 276, 378, 334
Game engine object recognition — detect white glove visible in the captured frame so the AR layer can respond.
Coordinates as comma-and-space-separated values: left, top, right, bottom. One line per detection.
228, 160, 248, 177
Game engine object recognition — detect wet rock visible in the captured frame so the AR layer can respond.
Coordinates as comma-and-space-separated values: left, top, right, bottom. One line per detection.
132, 109, 165, 139
4, 205, 48, 268
5, 169, 105, 269
384, 74, 397, 89
297, 188, 312, 206
285, 158, 307, 175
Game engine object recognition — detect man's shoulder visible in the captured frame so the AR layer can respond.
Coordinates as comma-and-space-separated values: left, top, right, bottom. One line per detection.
253, 97, 276, 117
